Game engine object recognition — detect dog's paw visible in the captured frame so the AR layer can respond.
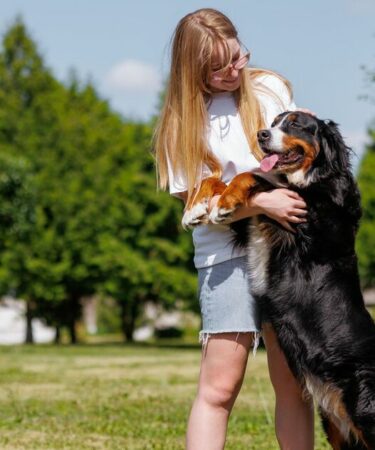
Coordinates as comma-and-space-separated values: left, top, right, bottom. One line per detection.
181, 200, 209, 229
209, 205, 236, 224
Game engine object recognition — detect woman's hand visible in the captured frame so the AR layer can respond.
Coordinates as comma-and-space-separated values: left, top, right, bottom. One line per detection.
251, 189, 307, 232
295, 107, 316, 116
207, 189, 307, 230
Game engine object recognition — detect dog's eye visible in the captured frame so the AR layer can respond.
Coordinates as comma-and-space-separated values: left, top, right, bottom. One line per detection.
290, 122, 302, 129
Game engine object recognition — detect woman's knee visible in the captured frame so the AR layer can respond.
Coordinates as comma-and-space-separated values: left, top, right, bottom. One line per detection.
198, 374, 243, 409
197, 333, 251, 409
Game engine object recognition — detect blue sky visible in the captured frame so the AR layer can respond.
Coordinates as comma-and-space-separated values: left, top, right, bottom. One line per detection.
0, 0, 374, 162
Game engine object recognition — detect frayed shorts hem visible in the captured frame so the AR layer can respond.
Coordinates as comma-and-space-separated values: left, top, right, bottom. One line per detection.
199, 329, 261, 356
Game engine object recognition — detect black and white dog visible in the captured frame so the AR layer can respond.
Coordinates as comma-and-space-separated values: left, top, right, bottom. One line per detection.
183, 111, 375, 450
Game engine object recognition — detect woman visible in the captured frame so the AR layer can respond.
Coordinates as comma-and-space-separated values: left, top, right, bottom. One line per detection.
154, 8, 314, 450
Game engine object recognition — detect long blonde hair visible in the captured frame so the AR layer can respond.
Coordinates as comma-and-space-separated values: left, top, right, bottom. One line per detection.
153, 8, 292, 204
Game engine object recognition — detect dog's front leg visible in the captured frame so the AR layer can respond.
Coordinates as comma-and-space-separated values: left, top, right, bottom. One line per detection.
181, 177, 227, 229
209, 172, 258, 224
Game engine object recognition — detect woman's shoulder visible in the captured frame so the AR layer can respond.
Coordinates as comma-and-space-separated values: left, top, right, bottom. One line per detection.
250, 68, 291, 90
249, 68, 294, 109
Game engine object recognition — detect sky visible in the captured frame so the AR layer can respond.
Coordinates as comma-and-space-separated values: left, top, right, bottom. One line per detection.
0, 0, 374, 164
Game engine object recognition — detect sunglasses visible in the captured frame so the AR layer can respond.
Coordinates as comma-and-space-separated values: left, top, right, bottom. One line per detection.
210, 51, 251, 81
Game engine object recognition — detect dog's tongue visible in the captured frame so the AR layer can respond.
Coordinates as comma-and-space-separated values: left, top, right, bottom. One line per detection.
260, 154, 279, 172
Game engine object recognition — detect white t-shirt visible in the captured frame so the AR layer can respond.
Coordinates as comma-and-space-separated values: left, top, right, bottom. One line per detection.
169, 74, 297, 268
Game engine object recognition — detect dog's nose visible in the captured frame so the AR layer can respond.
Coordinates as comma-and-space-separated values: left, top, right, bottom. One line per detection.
257, 129, 271, 142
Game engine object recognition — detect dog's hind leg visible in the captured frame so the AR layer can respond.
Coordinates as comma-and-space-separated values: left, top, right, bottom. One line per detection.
356, 419, 375, 450
319, 409, 367, 450
320, 410, 346, 450
348, 381, 375, 450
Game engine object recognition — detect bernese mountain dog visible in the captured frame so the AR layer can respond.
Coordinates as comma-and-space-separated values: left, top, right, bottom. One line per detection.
182, 111, 375, 450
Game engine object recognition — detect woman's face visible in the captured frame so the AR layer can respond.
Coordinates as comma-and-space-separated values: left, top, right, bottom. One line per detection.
208, 38, 245, 93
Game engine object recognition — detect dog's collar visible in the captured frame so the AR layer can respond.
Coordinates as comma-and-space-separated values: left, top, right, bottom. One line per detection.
252, 169, 289, 188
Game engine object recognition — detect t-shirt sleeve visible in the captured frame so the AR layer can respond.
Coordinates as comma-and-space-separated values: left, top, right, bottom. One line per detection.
166, 153, 188, 196
166, 155, 213, 197
255, 74, 297, 127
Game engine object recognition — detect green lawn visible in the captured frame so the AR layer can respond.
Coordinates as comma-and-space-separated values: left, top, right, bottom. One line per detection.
0, 342, 331, 449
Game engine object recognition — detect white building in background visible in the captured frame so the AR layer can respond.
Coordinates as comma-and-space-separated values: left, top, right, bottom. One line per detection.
0, 297, 55, 345
365, 289, 375, 306
0, 296, 97, 345
1, 292, 372, 345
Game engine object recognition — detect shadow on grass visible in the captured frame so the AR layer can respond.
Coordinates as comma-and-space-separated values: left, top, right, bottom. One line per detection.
82, 339, 203, 350
0, 338, 203, 352
0, 338, 268, 354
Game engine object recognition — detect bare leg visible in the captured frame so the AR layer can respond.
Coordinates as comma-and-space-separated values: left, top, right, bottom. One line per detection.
186, 333, 253, 450
263, 323, 315, 450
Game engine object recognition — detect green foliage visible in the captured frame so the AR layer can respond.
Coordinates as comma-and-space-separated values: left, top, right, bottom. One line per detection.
0, 18, 196, 343
0, 153, 34, 244
356, 57, 375, 288
155, 326, 184, 338
96, 297, 122, 335
357, 127, 375, 287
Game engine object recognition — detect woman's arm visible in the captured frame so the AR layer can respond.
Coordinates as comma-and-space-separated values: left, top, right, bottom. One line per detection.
174, 191, 188, 203
209, 189, 307, 232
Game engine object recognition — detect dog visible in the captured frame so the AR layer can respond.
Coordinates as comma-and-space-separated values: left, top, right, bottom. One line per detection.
182, 111, 375, 450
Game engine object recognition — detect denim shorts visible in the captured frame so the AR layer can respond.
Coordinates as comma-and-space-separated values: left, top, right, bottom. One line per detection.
197, 256, 261, 352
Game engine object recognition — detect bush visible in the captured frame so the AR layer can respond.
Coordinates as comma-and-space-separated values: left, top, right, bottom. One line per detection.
155, 326, 184, 339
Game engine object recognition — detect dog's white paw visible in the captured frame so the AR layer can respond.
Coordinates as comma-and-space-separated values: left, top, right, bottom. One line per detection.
181, 200, 209, 229
209, 205, 236, 224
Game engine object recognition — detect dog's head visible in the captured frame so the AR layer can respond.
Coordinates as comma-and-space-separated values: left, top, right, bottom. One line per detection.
257, 111, 351, 186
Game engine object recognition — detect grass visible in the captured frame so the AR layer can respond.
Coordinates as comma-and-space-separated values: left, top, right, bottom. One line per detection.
0, 341, 332, 449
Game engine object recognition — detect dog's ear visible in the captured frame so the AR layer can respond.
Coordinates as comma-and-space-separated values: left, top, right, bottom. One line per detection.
319, 120, 352, 174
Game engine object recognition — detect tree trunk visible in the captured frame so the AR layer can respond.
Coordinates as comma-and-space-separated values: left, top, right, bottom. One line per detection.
25, 300, 34, 344
121, 301, 139, 343
66, 295, 81, 344
54, 325, 61, 344
68, 320, 77, 344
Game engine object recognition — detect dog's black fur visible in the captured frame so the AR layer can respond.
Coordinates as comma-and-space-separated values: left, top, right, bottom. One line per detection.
233, 112, 375, 449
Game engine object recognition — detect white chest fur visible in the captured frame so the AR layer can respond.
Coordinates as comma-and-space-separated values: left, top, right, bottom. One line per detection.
287, 169, 314, 187
247, 219, 270, 297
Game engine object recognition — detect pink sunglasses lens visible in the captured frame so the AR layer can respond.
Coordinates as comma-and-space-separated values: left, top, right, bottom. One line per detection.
234, 54, 250, 70
210, 52, 250, 81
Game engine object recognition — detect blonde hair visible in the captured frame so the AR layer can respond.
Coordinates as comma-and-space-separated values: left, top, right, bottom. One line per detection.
153, 8, 292, 204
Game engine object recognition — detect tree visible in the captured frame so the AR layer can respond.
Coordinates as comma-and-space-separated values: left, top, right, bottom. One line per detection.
0, 20, 120, 342
357, 126, 375, 288
356, 57, 375, 288
0, 153, 37, 342
0, 18, 67, 342
93, 120, 197, 342
0, 19, 197, 343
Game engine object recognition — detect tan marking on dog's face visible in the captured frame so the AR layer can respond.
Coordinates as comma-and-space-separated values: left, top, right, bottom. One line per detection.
281, 135, 319, 173
286, 112, 298, 122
